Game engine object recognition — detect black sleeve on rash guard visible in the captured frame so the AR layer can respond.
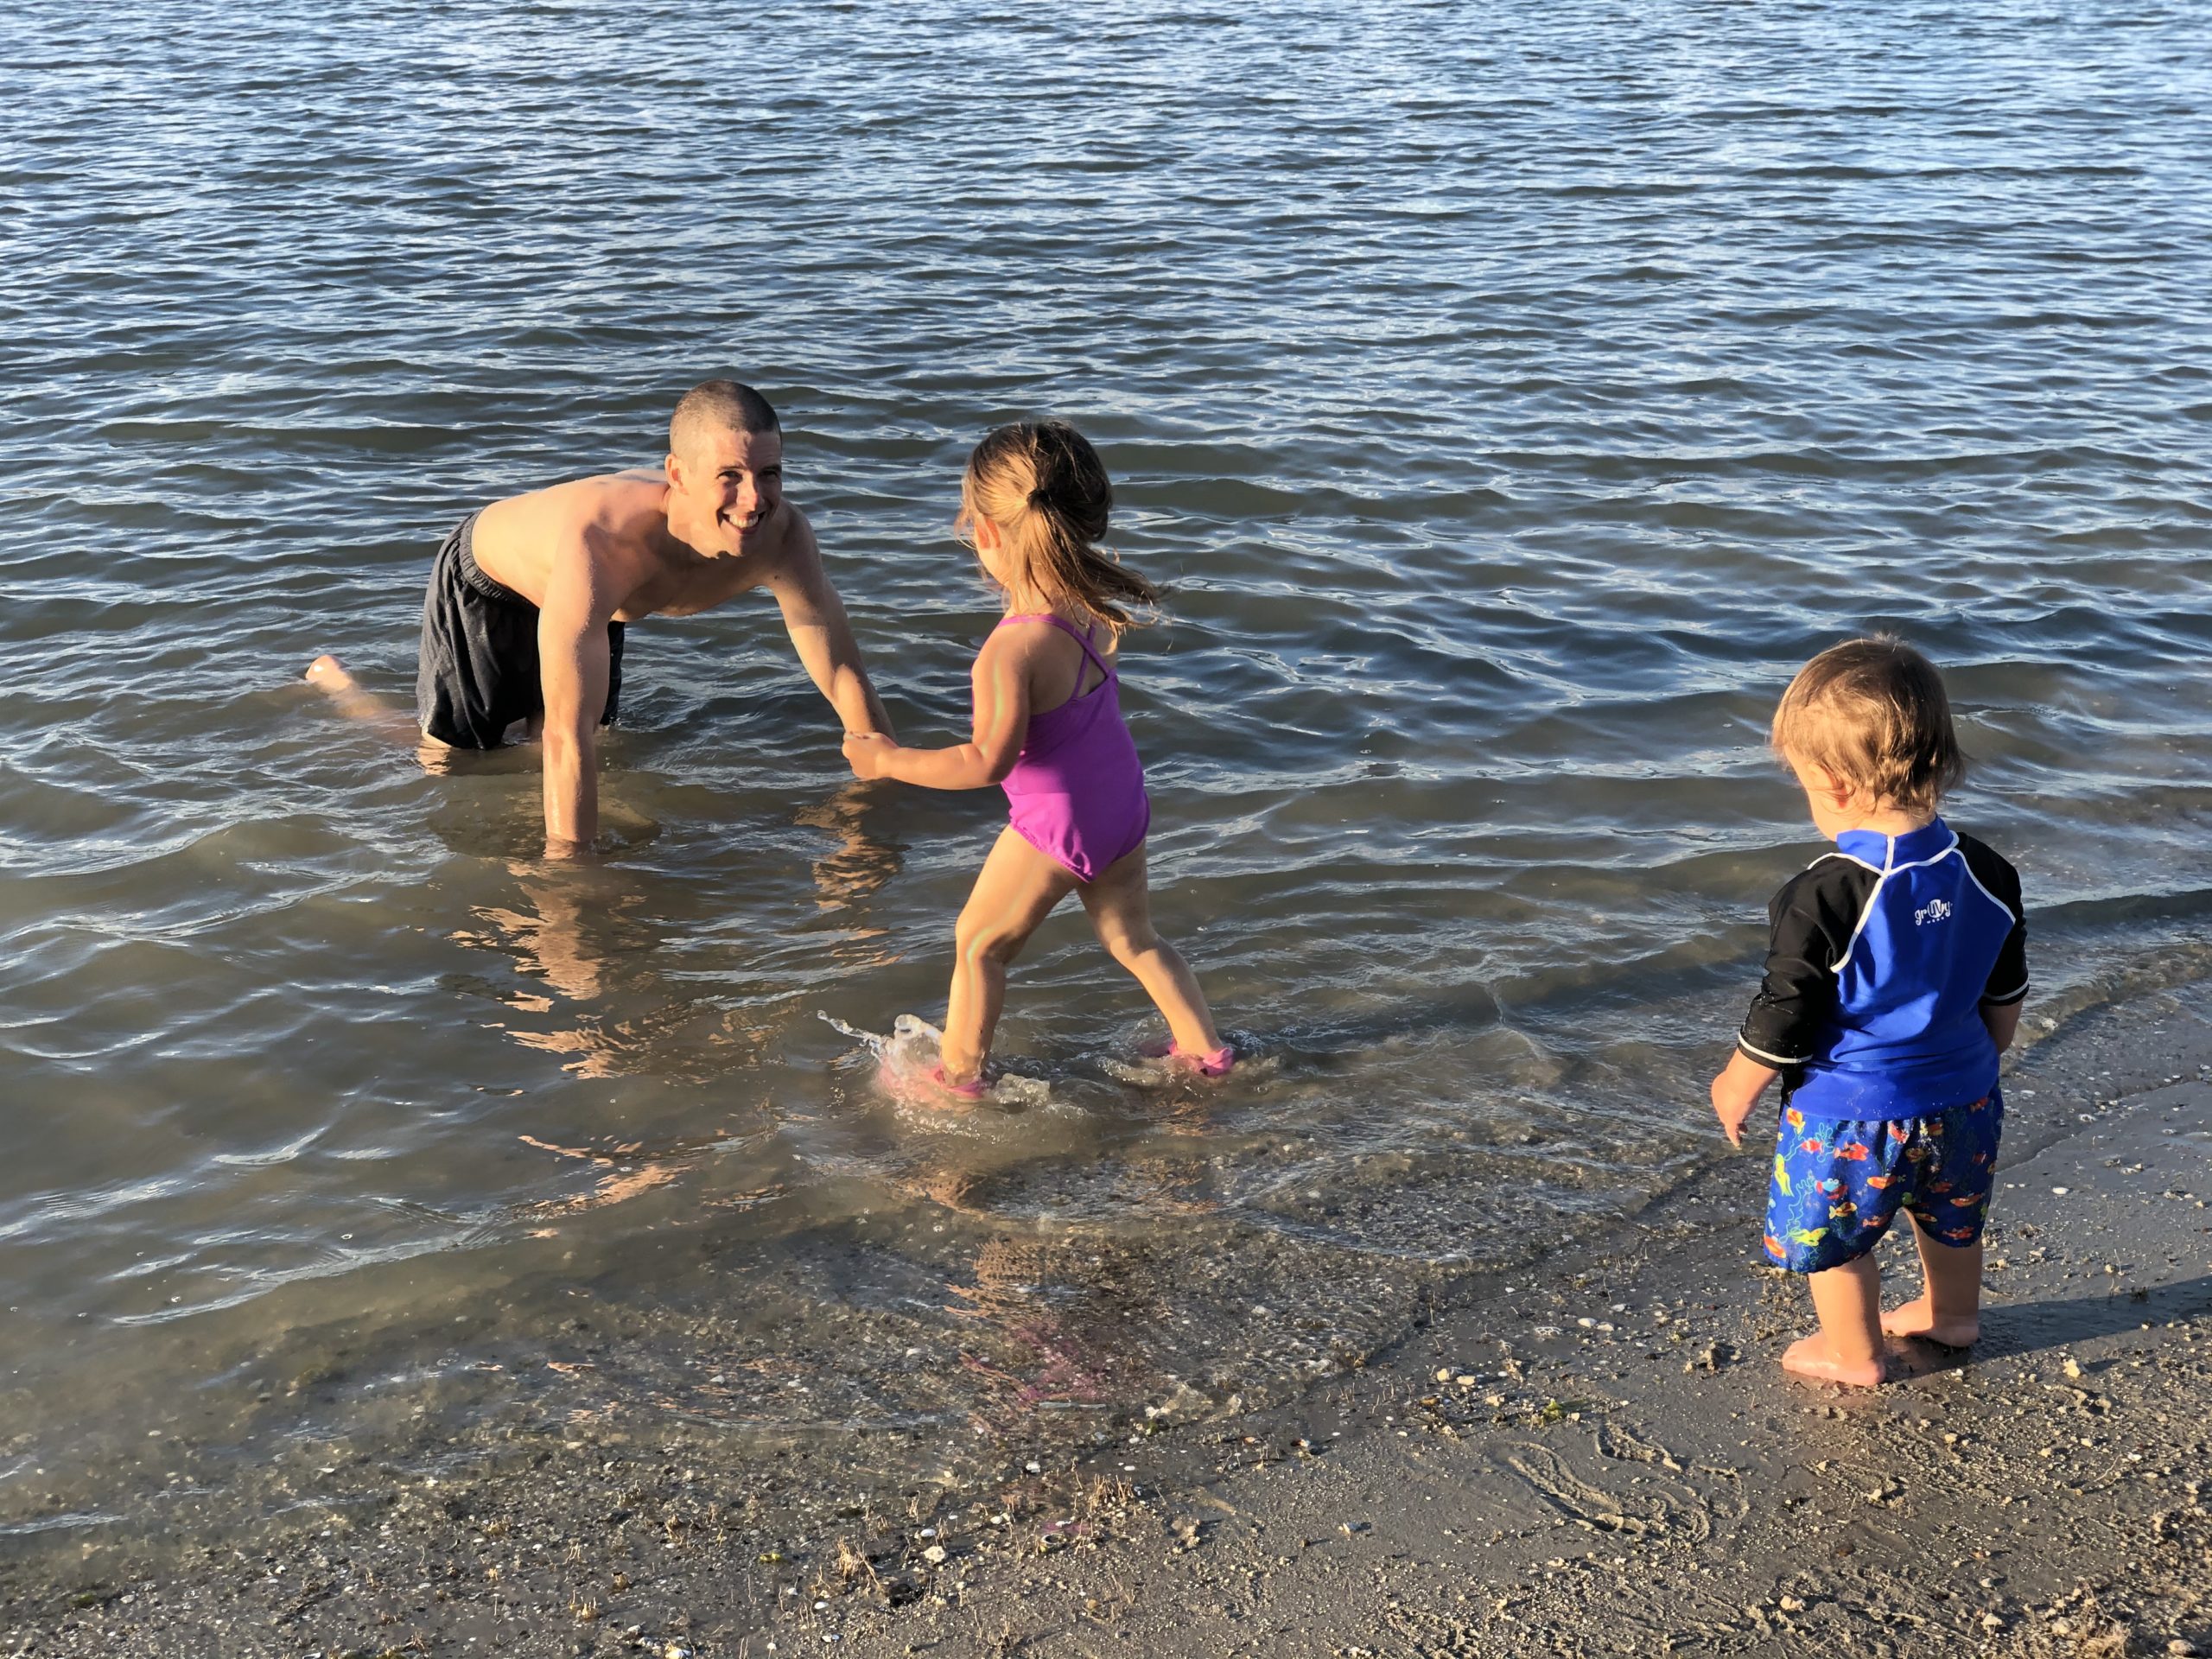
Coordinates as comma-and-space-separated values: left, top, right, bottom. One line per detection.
1736, 858, 1879, 1068
1958, 833, 2029, 1005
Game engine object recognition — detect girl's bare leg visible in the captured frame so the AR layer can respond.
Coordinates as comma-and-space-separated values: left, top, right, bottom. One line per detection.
1077, 843, 1222, 1057
941, 827, 1080, 1085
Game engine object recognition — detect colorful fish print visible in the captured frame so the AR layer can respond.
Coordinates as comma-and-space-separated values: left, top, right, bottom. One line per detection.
1788, 1226, 1828, 1246
1836, 1142, 1871, 1161
1801, 1138, 1825, 1155
1786, 1108, 1805, 1131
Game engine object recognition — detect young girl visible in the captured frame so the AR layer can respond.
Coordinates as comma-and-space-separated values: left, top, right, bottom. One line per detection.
842, 420, 1231, 1101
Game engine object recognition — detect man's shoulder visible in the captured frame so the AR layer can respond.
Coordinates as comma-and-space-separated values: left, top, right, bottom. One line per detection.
597, 470, 675, 528
747, 503, 824, 590
766, 500, 819, 558
491, 473, 667, 546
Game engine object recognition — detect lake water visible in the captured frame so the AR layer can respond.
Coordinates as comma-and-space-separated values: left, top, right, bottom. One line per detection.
4, 0, 2210, 1553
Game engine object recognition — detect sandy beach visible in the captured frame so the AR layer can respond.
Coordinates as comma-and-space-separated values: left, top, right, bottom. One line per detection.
8, 3, 2211, 1655
9, 982, 2207, 1658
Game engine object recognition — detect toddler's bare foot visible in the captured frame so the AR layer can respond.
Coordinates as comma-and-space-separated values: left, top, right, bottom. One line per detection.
1780, 1333, 1886, 1388
1881, 1295, 1980, 1348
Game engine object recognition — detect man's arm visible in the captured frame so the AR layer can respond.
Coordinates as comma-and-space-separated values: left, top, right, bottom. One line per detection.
843, 635, 1027, 790
766, 514, 894, 739
537, 537, 617, 859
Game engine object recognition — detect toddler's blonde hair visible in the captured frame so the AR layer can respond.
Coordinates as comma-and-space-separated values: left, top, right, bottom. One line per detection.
957, 420, 1157, 634
1770, 635, 1966, 814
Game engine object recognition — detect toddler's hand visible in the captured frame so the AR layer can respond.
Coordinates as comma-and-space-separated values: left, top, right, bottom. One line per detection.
842, 732, 896, 781
1708, 1051, 1778, 1147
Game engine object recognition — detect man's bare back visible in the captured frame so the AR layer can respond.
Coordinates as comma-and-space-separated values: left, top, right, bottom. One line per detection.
307, 381, 892, 858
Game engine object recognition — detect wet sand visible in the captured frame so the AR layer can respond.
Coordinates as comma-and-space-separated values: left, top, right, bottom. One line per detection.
7, 992, 2209, 1658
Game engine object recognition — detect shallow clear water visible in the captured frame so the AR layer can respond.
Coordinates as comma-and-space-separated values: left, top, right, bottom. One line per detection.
3, 0, 2210, 1540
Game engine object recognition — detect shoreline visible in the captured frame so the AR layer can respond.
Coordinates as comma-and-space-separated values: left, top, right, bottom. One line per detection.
7, 992, 2211, 1656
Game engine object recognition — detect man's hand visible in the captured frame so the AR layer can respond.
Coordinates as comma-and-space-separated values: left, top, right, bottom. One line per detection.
842, 732, 899, 782
1710, 1050, 1780, 1147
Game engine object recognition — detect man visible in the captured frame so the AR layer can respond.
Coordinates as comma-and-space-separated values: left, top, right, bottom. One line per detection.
308, 379, 893, 857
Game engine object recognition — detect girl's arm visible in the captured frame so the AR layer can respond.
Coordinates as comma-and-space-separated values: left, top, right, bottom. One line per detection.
843, 635, 1029, 790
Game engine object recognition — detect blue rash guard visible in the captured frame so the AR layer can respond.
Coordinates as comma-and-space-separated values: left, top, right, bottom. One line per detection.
1737, 817, 2027, 1121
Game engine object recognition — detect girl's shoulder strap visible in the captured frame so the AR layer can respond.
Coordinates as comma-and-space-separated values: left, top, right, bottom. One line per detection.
996, 612, 1110, 665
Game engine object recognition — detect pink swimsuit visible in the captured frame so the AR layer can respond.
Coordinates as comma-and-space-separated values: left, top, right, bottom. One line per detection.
995, 613, 1150, 883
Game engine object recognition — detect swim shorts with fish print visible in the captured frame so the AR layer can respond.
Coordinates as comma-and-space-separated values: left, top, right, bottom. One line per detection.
1763, 1090, 2004, 1275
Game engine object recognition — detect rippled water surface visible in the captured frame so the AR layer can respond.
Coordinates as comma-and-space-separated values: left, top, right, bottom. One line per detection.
4, 0, 2210, 1542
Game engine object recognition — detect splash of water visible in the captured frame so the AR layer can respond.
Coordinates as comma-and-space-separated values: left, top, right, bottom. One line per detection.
817, 1011, 1055, 1111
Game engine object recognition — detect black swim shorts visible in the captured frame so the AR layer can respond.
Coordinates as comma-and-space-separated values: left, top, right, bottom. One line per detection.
414, 512, 626, 749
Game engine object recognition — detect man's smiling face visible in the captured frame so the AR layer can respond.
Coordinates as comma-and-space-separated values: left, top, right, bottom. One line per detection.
671, 425, 784, 554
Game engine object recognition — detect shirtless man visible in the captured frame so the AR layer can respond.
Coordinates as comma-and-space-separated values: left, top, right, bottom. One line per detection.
307, 380, 893, 858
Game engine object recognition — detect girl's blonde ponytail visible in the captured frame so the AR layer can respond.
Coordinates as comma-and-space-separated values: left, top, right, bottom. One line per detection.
958, 420, 1158, 633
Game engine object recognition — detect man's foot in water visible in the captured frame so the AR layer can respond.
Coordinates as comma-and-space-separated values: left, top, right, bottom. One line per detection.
305, 654, 442, 748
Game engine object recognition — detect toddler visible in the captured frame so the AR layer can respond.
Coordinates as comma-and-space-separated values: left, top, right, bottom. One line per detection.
1711, 637, 2027, 1385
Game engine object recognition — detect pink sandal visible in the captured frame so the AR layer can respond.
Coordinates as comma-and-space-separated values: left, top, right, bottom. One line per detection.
1167, 1044, 1238, 1084
924, 1063, 988, 1102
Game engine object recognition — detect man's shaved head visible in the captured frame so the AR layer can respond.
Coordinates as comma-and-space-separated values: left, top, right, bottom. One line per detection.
671, 378, 779, 461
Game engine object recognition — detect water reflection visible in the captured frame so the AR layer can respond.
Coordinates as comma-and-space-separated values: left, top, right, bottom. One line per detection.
443, 781, 906, 1079
484, 862, 613, 1006
797, 779, 906, 917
